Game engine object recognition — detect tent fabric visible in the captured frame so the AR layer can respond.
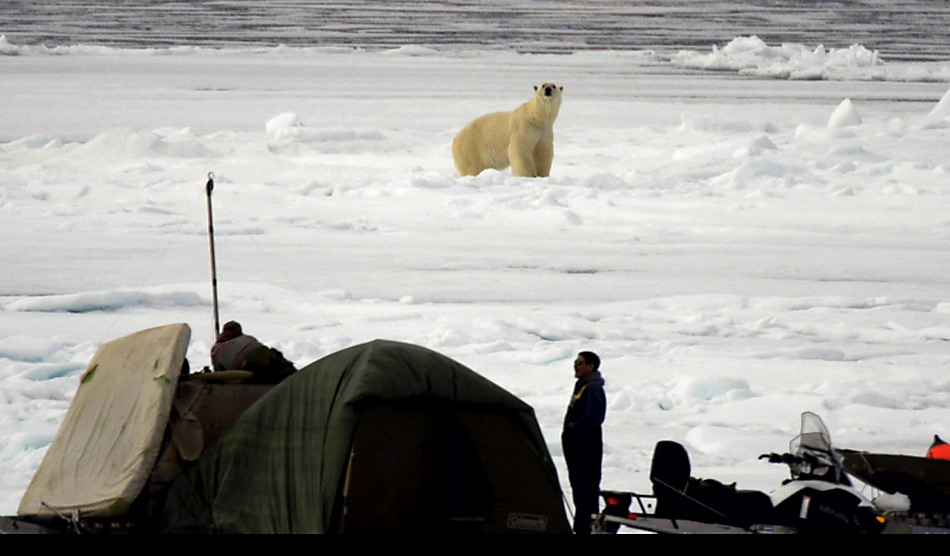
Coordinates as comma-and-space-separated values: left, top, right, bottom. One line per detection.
163, 339, 568, 533
18, 323, 190, 518
340, 402, 568, 533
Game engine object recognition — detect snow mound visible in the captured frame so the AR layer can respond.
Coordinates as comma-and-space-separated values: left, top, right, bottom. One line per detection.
0, 34, 125, 56
685, 425, 759, 459
793, 124, 857, 144
0, 34, 15, 56
668, 376, 754, 406
733, 136, 778, 158
4, 289, 204, 313
70, 128, 213, 159
73, 128, 164, 158
266, 112, 385, 152
0, 336, 65, 364
0, 135, 61, 152
710, 158, 801, 190
673, 36, 883, 80
928, 88, 950, 121
265, 112, 304, 135
382, 45, 441, 57
828, 99, 862, 128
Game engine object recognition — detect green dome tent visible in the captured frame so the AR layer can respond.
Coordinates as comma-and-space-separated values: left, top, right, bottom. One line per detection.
163, 339, 571, 534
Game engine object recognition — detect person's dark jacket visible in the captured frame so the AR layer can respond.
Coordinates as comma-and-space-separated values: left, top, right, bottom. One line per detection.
563, 371, 606, 432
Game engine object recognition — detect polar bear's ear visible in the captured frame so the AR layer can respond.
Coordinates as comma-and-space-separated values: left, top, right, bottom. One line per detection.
560, 86, 564, 91
534, 85, 539, 91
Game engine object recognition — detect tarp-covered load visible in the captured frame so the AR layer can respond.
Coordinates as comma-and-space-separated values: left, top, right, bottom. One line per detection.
163, 339, 570, 533
18, 323, 190, 519
840, 449, 950, 513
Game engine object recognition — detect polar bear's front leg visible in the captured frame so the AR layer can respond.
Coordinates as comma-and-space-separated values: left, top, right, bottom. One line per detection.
534, 137, 554, 178
508, 134, 537, 177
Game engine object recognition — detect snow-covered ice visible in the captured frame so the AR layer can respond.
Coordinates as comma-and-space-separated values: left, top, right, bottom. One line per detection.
1, 36, 949, 518
672, 36, 950, 82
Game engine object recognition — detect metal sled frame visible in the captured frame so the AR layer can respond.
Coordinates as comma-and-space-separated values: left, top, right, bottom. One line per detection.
592, 491, 773, 534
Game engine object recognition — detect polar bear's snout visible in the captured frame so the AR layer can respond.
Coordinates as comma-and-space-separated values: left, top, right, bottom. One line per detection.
544, 85, 554, 96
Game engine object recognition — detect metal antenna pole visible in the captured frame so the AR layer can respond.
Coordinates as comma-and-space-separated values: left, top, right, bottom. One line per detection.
205, 172, 220, 344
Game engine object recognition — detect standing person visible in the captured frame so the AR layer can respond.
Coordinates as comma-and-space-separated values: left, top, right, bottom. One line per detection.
561, 351, 606, 534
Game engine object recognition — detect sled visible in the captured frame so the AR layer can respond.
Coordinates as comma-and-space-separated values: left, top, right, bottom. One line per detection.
840, 449, 950, 511
593, 490, 763, 534
837, 448, 950, 532
3, 324, 280, 533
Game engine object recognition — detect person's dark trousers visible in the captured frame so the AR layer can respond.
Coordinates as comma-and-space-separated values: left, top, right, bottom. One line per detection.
562, 428, 603, 534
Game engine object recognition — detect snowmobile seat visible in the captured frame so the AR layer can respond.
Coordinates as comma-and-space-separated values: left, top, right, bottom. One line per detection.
651, 440, 691, 493
650, 440, 773, 529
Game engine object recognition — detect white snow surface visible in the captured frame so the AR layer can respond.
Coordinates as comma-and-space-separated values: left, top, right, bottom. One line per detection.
1, 38, 950, 517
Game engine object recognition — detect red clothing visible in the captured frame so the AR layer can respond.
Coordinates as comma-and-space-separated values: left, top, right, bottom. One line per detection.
927, 442, 950, 460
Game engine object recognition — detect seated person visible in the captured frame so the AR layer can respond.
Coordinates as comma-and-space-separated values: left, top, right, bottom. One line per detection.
211, 321, 296, 383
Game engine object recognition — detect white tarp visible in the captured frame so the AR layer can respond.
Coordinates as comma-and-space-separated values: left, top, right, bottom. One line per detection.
18, 323, 190, 518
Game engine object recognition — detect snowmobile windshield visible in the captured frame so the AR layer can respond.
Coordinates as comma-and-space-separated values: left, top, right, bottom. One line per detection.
795, 412, 833, 456
788, 411, 849, 484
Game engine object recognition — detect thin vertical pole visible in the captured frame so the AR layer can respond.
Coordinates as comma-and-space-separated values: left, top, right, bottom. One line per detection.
205, 172, 220, 344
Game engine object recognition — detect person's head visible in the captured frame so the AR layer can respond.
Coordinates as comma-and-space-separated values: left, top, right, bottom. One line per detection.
574, 351, 600, 379
217, 320, 243, 342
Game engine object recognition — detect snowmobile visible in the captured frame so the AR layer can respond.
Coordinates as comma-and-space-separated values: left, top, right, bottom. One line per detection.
593, 412, 886, 534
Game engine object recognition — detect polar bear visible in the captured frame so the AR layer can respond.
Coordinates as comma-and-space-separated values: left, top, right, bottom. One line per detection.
452, 83, 563, 178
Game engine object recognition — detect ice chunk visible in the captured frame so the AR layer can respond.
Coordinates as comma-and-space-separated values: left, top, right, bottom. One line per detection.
828, 98, 862, 128
928, 88, 950, 121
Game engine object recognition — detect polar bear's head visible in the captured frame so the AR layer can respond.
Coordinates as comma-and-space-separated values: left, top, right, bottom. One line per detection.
534, 83, 563, 101
531, 83, 563, 124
